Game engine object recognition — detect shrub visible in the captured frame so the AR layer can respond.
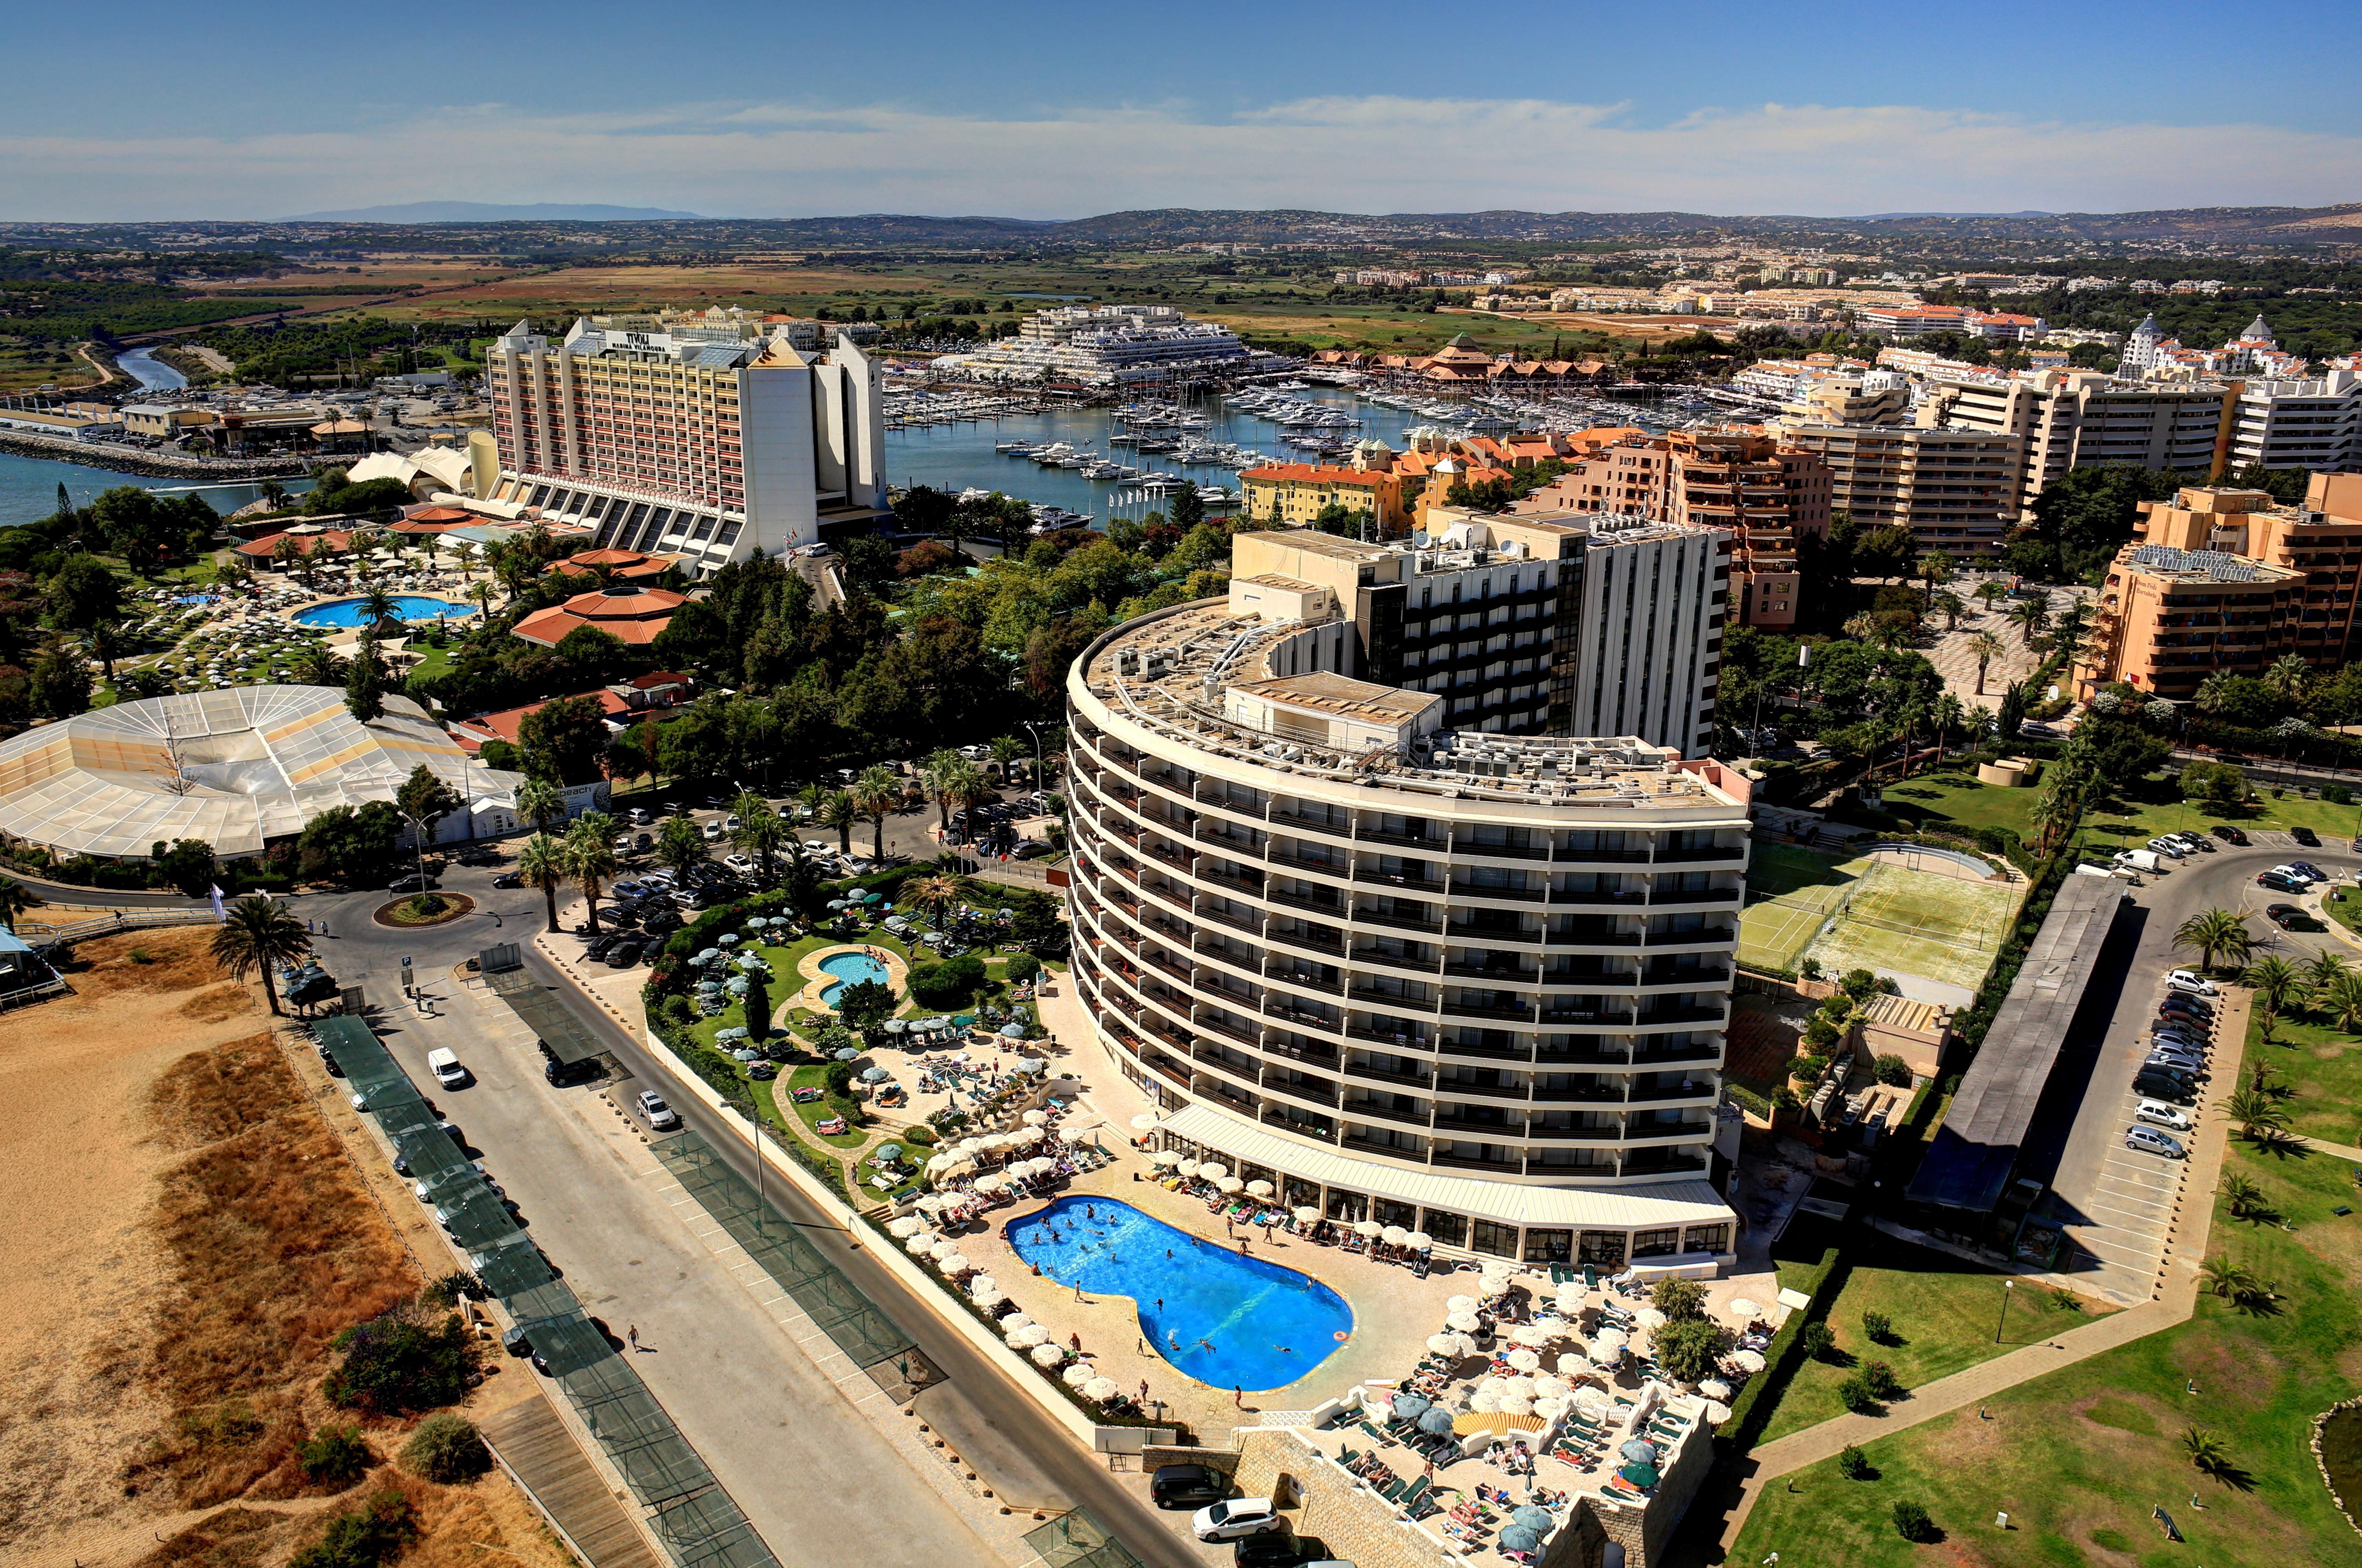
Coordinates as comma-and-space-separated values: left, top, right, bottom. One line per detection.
1873, 1054, 1913, 1087
292, 1492, 416, 1568
421, 1270, 481, 1308
1653, 1317, 1729, 1383
1837, 1443, 1871, 1480
296, 1425, 372, 1485
322, 1302, 477, 1416
901, 1125, 938, 1147
909, 952, 986, 1007
1892, 1499, 1935, 1542
1799, 1321, 1836, 1360
1862, 1310, 1894, 1344
1003, 952, 1042, 988
1651, 1277, 1709, 1321
1838, 1375, 1880, 1414
401, 1413, 491, 1482
1862, 1359, 1902, 1400
2327, 783, 2353, 806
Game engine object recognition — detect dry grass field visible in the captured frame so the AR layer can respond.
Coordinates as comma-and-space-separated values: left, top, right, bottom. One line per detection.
0, 930, 573, 1568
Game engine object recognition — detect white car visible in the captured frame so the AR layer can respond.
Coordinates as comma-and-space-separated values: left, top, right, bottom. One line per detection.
724, 853, 755, 874
1191, 1498, 1282, 1543
702, 821, 726, 841
427, 1047, 469, 1088
2135, 1100, 2192, 1131
2164, 970, 2219, 996
2270, 863, 2324, 885
637, 1090, 681, 1131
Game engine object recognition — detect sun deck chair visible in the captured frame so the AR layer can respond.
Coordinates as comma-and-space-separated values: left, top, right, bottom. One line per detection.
1398, 1477, 1431, 1512
1378, 1475, 1410, 1504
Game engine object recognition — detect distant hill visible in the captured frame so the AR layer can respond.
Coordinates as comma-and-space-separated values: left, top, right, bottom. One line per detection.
284, 201, 706, 222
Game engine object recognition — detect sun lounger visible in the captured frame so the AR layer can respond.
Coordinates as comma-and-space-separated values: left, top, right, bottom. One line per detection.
1399, 1477, 1430, 1512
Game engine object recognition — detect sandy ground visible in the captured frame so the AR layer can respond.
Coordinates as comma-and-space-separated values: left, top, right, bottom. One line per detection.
0, 931, 575, 1568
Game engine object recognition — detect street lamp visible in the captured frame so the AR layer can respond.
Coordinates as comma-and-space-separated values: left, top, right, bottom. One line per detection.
396, 810, 432, 902
1993, 1277, 2015, 1343
1021, 719, 1049, 789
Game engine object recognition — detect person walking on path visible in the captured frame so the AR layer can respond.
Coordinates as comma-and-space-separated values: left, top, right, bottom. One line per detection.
1234, 1386, 1244, 1408
628, 1324, 640, 1350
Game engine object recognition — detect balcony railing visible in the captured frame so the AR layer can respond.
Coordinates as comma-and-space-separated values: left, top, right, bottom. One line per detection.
1345, 1060, 1435, 1091
1431, 1150, 1523, 1173
1347, 1022, 1437, 1051
1342, 1099, 1431, 1128
1354, 866, 1442, 891
1444, 962, 1539, 984
1442, 998, 1537, 1022
1268, 886, 1347, 917
1264, 965, 1344, 995
1355, 905, 1444, 935
1263, 1075, 1339, 1107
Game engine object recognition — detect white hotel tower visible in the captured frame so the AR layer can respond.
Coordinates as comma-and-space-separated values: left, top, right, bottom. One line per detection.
1065, 578, 1747, 1271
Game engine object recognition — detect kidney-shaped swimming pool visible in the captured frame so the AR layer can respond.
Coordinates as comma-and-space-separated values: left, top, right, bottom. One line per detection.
1006, 1196, 1351, 1392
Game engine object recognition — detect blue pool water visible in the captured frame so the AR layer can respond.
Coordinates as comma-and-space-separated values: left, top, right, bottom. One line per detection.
1007, 1196, 1352, 1391
293, 595, 476, 628
819, 951, 892, 1006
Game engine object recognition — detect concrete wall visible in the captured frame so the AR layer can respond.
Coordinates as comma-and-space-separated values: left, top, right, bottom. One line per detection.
1231, 1428, 1442, 1568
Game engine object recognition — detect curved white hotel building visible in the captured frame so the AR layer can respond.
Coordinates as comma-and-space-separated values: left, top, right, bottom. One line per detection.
1065, 570, 1748, 1272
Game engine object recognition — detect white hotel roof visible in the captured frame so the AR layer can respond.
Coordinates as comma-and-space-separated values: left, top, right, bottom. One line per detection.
1158, 1103, 1735, 1232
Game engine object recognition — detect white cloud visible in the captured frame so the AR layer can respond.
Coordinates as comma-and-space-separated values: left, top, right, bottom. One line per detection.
0, 96, 2355, 219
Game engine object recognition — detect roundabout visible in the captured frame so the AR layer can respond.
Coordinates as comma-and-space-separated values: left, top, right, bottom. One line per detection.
372, 891, 477, 928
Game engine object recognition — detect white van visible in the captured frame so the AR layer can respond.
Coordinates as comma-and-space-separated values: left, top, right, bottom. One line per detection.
426, 1047, 469, 1087
2114, 848, 2164, 874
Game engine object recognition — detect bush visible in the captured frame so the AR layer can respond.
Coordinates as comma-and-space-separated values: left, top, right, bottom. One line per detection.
1872, 1053, 1913, 1087
1862, 1310, 1894, 1344
1862, 1359, 1902, 1400
420, 1270, 482, 1308
322, 1302, 477, 1416
296, 1425, 372, 1485
1838, 1374, 1880, 1413
292, 1492, 416, 1568
2327, 783, 2353, 806
901, 1124, 937, 1146
1651, 1277, 1709, 1321
908, 952, 986, 1007
401, 1413, 491, 1482
1652, 1316, 1729, 1383
1799, 1321, 1836, 1361
1837, 1443, 1871, 1480
1892, 1499, 1935, 1542
1003, 952, 1042, 988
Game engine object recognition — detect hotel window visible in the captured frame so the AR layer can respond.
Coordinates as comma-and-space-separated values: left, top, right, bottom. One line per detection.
1631, 1227, 1682, 1259
1520, 1228, 1572, 1263
1470, 1220, 1519, 1259
1577, 1230, 1627, 1267
1684, 1223, 1730, 1254
1420, 1211, 1467, 1250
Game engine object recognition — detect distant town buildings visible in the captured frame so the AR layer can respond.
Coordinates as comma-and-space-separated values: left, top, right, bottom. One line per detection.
932, 304, 1252, 386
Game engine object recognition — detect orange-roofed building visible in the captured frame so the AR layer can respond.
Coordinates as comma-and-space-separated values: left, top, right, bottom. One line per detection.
511, 583, 687, 648
234, 526, 357, 562
547, 546, 681, 583
391, 506, 477, 534
1239, 461, 1411, 534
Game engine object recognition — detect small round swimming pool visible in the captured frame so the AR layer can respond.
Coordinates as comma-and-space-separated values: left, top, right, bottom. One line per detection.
293, 596, 476, 628
818, 951, 892, 1008
1007, 1196, 1352, 1392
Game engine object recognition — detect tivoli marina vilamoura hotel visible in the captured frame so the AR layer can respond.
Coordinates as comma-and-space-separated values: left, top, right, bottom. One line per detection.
1065, 578, 1749, 1272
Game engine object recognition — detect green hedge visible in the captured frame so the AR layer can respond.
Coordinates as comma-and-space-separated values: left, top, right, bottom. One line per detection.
1725, 1082, 1772, 1119
1718, 1240, 1849, 1454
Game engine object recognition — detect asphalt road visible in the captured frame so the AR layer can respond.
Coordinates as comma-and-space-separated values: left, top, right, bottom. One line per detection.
2018, 832, 2359, 1305
274, 857, 1215, 1568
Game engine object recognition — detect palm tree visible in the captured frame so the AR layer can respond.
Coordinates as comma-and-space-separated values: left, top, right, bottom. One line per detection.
2195, 669, 2235, 717
564, 814, 620, 935
2265, 651, 2309, 705
1935, 590, 1966, 631
919, 750, 966, 835
729, 791, 787, 886
1968, 631, 2003, 697
290, 642, 348, 688
360, 583, 397, 627
1917, 550, 1953, 608
516, 777, 565, 834
452, 540, 478, 580
471, 579, 497, 619
1974, 580, 2009, 616
2302, 949, 2349, 1005
908, 872, 963, 927
2181, 1427, 2233, 1478
259, 479, 289, 513
271, 531, 304, 581
2224, 1087, 2289, 1142
2242, 955, 2300, 1040
518, 832, 569, 934
2007, 596, 2049, 649
654, 814, 709, 880
2173, 908, 2252, 975
2322, 969, 2362, 1033
990, 734, 1028, 783
2030, 773, 2083, 857
1932, 693, 1965, 764
0, 875, 35, 932
210, 894, 312, 1016
853, 765, 901, 863
819, 791, 861, 858
2199, 1254, 2258, 1299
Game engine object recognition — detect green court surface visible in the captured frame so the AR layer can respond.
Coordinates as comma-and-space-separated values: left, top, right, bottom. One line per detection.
1799, 861, 2024, 992
1739, 843, 1865, 972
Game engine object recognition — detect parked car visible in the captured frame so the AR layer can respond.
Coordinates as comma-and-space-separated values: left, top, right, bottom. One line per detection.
2114, 849, 2164, 874
2125, 1125, 2188, 1159
2134, 1072, 2196, 1103
455, 848, 501, 866
2157, 995, 2212, 1021
604, 941, 644, 968
426, 1048, 469, 1088
2144, 837, 2187, 858
637, 1090, 680, 1131
2289, 861, 2329, 882
724, 853, 755, 874
2144, 1049, 2207, 1078
1233, 1531, 1308, 1568
2167, 831, 2214, 852
2135, 1100, 2193, 1131
1012, 841, 1057, 859
1192, 1499, 1283, 1543
491, 871, 523, 889
703, 822, 726, 841
2165, 971, 2218, 995
2211, 824, 2250, 845
2270, 863, 2324, 885
2293, 824, 2320, 846
2258, 871, 2307, 894
1151, 1464, 1230, 1510
2267, 903, 2318, 931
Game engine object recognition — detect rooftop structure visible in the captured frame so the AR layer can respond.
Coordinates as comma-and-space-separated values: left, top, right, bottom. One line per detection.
934, 304, 1250, 386
1065, 584, 1749, 1269
511, 582, 687, 648
0, 687, 526, 861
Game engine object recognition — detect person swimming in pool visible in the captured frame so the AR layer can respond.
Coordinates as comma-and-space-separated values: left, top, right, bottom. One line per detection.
1166, 1329, 1180, 1350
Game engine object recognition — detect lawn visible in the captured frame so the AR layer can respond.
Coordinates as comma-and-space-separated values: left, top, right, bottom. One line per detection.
1758, 1232, 2109, 1444
1732, 1138, 2362, 1567
1852, 767, 2045, 841
2073, 771, 2362, 861
2246, 1008, 2362, 1149
780, 1063, 869, 1148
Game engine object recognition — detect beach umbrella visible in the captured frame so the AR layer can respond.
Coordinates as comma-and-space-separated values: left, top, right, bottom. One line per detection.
835, 1048, 861, 1062
1083, 1377, 1120, 1401
960, 1138, 987, 1155
1009, 1324, 1048, 1348
1698, 1378, 1732, 1401
1635, 1308, 1668, 1330
1198, 1162, 1228, 1180
1576, 1387, 1613, 1411
1731, 1349, 1767, 1374
1593, 1327, 1627, 1352
876, 1144, 904, 1162
1000, 1024, 1027, 1040
1478, 1376, 1507, 1395
1426, 1333, 1464, 1357
1619, 1464, 1660, 1491
1500, 1526, 1543, 1553
1381, 1225, 1406, 1246
1554, 1285, 1587, 1313
1406, 1230, 1432, 1251
1062, 1361, 1098, 1388
972, 1290, 1007, 1310
1130, 1112, 1162, 1130
884, 1019, 907, 1035
1512, 1506, 1554, 1531
1353, 1220, 1381, 1238
1533, 1374, 1570, 1399
1246, 1180, 1275, 1198
1153, 1151, 1182, 1167
1511, 1323, 1555, 1347
1391, 1394, 1432, 1420
1030, 1342, 1067, 1367
1481, 1258, 1516, 1278
938, 1252, 971, 1274
1535, 1397, 1573, 1422
1417, 1406, 1456, 1436
1620, 1439, 1659, 1465
1504, 1377, 1537, 1401
1012, 1127, 1045, 1145
1445, 1312, 1481, 1334
1500, 1394, 1533, 1416
1216, 1175, 1243, 1194
1000, 1312, 1033, 1333
904, 1235, 936, 1255
974, 1173, 1007, 1194
1446, 1295, 1479, 1314
1292, 1206, 1319, 1223
1471, 1390, 1501, 1413
1702, 1400, 1732, 1424
1506, 1349, 1541, 1373
862, 1066, 889, 1083
1023, 1109, 1050, 1126
1174, 1159, 1201, 1179
888, 1216, 925, 1238
1729, 1298, 1762, 1320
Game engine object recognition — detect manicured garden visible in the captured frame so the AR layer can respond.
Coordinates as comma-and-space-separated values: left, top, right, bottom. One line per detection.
1733, 1126, 2362, 1565
2245, 1010, 2362, 1149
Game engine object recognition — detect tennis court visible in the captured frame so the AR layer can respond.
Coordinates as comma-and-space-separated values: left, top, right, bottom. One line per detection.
1799, 862, 2024, 993
1739, 843, 1867, 972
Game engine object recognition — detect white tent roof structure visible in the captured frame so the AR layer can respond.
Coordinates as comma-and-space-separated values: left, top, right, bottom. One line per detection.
0, 687, 521, 859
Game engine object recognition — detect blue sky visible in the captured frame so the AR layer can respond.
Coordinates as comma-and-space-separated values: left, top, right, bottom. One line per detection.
5, 0, 2358, 220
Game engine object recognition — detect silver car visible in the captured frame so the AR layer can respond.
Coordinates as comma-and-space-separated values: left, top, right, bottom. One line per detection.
2124, 1125, 2186, 1159
637, 1090, 681, 1131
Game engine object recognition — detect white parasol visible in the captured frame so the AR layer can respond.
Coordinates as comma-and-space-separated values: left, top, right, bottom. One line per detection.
1701, 1400, 1733, 1425
1030, 1341, 1067, 1366
1008, 1324, 1048, 1348
1197, 1162, 1229, 1181
1446, 1295, 1480, 1314
1405, 1231, 1433, 1250
1576, 1386, 1613, 1411
969, 1274, 1000, 1297
1174, 1159, 1201, 1179
1731, 1349, 1767, 1374
1426, 1333, 1466, 1357
1500, 1394, 1534, 1416
1023, 1109, 1050, 1126
1503, 1377, 1537, 1400
938, 1252, 971, 1274
1130, 1112, 1162, 1130
1247, 1180, 1275, 1198
888, 1216, 926, 1237
971, 1290, 1007, 1310
1382, 1225, 1407, 1246
1506, 1349, 1542, 1372
1634, 1308, 1668, 1330
1471, 1389, 1502, 1413
1354, 1220, 1382, 1237
974, 1173, 1008, 1194
1729, 1298, 1762, 1319
1293, 1206, 1320, 1224
1217, 1175, 1244, 1193
1698, 1378, 1733, 1401
1082, 1377, 1120, 1401
1511, 1323, 1556, 1347
1533, 1374, 1571, 1399
1446, 1312, 1482, 1334
1152, 1150, 1181, 1166
1062, 1361, 1098, 1387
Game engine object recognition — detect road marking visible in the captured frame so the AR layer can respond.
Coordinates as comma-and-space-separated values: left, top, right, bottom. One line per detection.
2083, 1201, 2175, 1232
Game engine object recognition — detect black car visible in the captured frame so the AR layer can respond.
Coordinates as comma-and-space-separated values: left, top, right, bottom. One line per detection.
456, 848, 502, 866
2157, 999, 2212, 1023
1150, 1464, 1229, 1510
1233, 1531, 1305, 1568
643, 909, 685, 936
584, 932, 621, 960
604, 942, 644, 968
389, 871, 440, 893
2258, 871, 2305, 893
2267, 903, 2322, 931
2135, 1075, 2196, 1104
2292, 824, 2320, 847
2212, 824, 2250, 845
544, 1055, 598, 1086
492, 871, 524, 889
